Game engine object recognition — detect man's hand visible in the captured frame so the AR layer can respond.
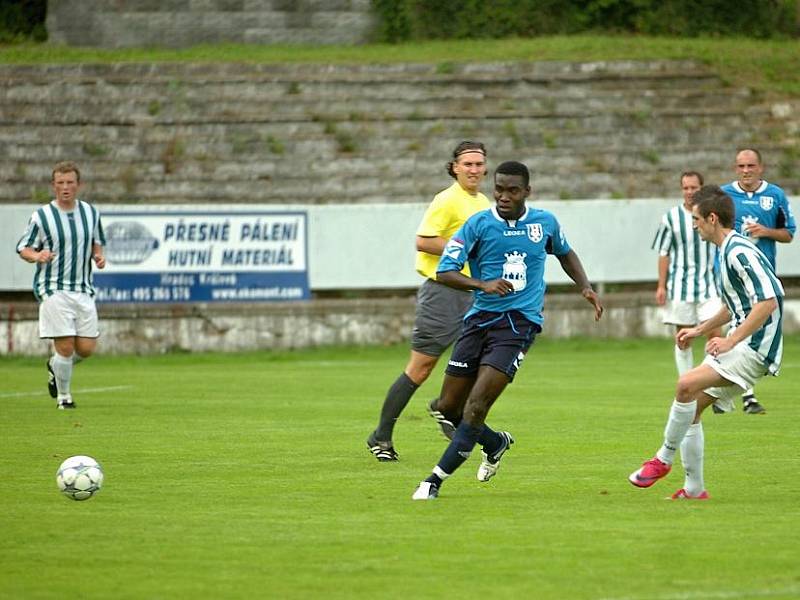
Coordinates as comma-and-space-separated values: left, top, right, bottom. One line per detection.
35, 249, 56, 264
480, 278, 514, 296
93, 253, 106, 269
676, 326, 701, 350
744, 222, 768, 239
705, 336, 734, 358
655, 286, 666, 306
582, 288, 604, 321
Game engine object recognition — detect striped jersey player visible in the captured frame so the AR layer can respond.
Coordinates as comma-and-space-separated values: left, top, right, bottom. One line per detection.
16, 161, 106, 410
652, 171, 722, 377
629, 185, 784, 500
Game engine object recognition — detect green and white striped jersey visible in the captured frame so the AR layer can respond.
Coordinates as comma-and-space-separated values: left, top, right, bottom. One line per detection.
652, 204, 717, 303
16, 200, 105, 300
718, 231, 784, 375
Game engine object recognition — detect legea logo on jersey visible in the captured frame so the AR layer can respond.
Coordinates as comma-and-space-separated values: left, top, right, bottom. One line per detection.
760, 196, 774, 210
526, 223, 543, 243
105, 221, 160, 264
503, 251, 527, 291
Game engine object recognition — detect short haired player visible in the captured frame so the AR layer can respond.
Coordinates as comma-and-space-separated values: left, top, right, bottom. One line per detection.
719, 147, 795, 414
16, 161, 106, 409
413, 161, 603, 500
653, 171, 723, 379
366, 141, 491, 461
629, 185, 784, 499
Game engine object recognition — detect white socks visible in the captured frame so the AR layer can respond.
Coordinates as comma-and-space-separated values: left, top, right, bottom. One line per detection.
656, 400, 696, 465
680, 423, 705, 496
51, 353, 73, 398
674, 344, 694, 375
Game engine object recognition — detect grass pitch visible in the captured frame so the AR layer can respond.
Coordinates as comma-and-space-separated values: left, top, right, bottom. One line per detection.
2, 337, 799, 599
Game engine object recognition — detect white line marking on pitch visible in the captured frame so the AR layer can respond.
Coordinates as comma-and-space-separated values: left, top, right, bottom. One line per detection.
0, 385, 133, 399
599, 586, 800, 600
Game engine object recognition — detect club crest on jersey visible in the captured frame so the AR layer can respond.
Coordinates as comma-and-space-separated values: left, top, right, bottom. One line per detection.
526, 223, 543, 242
503, 251, 527, 291
760, 196, 774, 210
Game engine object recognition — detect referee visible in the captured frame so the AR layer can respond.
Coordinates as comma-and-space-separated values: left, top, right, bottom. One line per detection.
367, 141, 490, 461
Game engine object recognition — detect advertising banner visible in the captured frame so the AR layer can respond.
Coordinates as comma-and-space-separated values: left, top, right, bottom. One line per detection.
94, 210, 309, 302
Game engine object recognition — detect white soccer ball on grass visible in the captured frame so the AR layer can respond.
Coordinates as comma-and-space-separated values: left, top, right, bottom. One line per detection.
56, 455, 104, 501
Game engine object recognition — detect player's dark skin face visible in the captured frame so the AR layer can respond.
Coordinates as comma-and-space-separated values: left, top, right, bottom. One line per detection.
494, 173, 530, 220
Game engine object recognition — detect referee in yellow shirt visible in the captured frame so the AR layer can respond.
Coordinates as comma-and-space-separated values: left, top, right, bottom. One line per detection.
367, 141, 491, 461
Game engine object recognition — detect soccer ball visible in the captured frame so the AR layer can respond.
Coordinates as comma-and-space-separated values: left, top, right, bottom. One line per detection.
56, 455, 104, 501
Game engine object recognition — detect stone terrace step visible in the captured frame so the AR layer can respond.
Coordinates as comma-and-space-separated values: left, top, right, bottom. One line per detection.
1, 60, 797, 204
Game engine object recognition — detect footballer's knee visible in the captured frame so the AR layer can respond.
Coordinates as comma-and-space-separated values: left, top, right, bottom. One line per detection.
74, 337, 98, 359
405, 352, 438, 384
462, 397, 490, 425
675, 374, 701, 403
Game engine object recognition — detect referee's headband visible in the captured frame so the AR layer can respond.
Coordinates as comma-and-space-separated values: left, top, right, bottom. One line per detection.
453, 141, 486, 158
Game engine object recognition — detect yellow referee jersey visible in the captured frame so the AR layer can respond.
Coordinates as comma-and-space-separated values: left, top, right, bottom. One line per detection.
415, 181, 490, 279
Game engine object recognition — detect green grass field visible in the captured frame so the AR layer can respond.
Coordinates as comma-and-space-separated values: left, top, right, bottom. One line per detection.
2, 337, 799, 599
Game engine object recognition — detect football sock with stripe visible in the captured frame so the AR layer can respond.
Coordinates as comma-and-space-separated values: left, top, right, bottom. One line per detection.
656, 399, 696, 465
680, 422, 705, 496
429, 421, 484, 484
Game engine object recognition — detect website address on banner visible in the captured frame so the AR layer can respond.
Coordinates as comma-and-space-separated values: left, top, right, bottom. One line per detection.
211, 286, 305, 300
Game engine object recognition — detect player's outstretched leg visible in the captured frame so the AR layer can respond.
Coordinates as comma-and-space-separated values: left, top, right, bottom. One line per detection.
477, 429, 514, 482
412, 421, 483, 500
629, 399, 696, 488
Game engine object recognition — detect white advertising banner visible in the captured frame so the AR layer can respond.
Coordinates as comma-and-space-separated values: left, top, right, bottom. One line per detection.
94, 210, 309, 303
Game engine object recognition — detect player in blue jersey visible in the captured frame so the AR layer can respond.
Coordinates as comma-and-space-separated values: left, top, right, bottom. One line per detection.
366, 141, 491, 461
721, 148, 794, 414
629, 185, 784, 499
16, 162, 106, 409
412, 161, 604, 500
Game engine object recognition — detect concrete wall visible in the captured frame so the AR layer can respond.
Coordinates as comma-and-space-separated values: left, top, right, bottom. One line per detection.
46, 0, 376, 47
4, 292, 800, 356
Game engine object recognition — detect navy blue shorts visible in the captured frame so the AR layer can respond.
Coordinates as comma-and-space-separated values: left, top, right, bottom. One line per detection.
445, 310, 540, 381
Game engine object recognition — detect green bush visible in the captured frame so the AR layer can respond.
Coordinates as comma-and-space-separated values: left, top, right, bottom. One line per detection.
371, 0, 799, 42
0, 0, 46, 43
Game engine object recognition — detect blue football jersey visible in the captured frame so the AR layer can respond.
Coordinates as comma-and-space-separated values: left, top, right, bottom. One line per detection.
721, 180, 795, 268
437, 205, 571, 325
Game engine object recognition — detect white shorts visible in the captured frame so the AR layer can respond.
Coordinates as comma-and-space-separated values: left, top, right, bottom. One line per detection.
39, 291, 99, 339
663, 296, 722, 326
702, 342, 768, 408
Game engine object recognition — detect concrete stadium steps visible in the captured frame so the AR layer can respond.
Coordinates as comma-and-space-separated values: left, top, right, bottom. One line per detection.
1, 60, 796, 204
0, 111, 766, 160
0, 147, 749, 203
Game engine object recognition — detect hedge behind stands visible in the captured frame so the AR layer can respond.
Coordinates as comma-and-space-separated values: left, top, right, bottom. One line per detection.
371, 0, 799, 42
0, 0, 46, 42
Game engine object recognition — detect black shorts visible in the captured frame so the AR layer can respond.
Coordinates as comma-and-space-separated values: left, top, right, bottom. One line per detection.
445, 310, 540, 381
